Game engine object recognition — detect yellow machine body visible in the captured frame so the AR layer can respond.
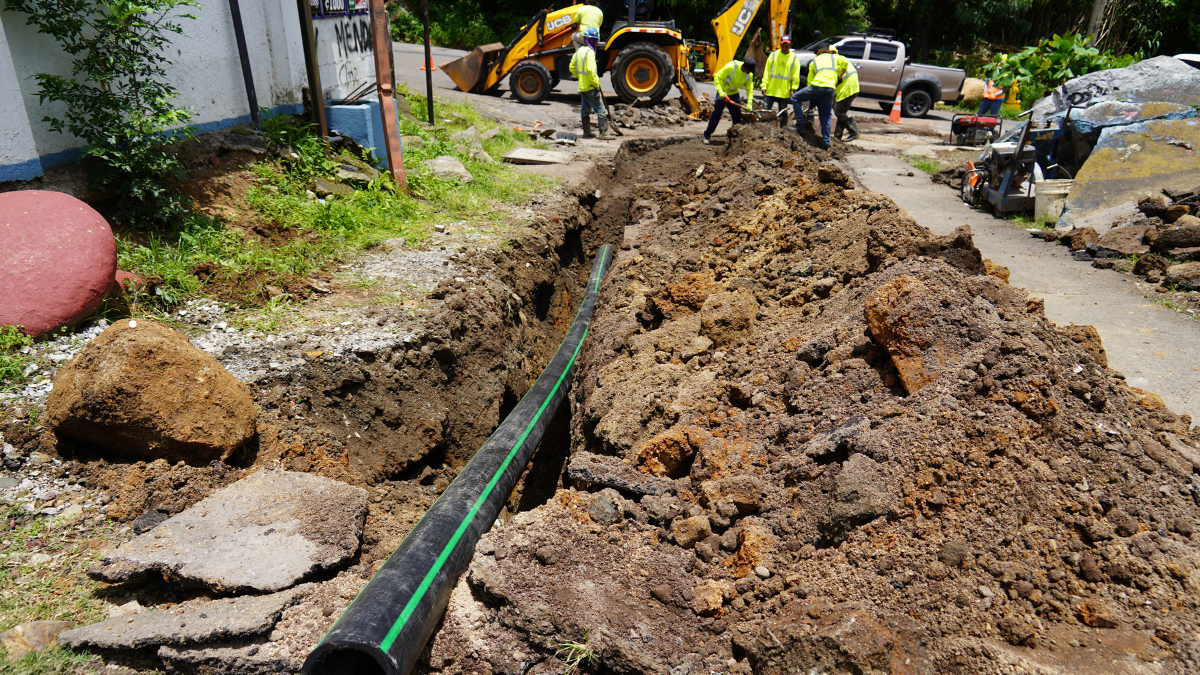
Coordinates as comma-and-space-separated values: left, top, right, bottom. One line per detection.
710, 0, 792, 73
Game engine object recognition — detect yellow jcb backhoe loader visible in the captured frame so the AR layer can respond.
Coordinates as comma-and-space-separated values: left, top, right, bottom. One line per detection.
439, 0, 794, 112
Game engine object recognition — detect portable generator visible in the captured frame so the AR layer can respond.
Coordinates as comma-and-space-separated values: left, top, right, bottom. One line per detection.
950, 113, 1003, 146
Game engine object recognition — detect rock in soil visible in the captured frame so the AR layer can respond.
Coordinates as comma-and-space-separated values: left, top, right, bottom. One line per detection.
0, 620, 75, 661
424, 126, 1200, 675
47, 319, 257, 464
91, 470, 367, 593
58, 584, 312, 650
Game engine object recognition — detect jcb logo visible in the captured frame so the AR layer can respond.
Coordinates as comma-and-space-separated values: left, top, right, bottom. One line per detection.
731, 0, 762, 36
547, 14, 573, 31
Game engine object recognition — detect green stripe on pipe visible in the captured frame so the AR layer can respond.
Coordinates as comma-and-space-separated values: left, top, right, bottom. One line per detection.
377, 244, 609, 652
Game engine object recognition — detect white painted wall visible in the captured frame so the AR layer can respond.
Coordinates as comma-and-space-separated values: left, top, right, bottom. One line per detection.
0, 0, 325, 173
314, 12, 376, 101
0, 18, 40, 181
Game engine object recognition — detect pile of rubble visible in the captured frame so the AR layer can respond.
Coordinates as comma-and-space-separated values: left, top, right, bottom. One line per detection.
609, 99, 692, 129
424, 126, 1200, 675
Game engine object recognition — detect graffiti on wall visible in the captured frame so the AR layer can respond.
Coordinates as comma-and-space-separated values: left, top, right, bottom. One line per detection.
314, 14, 374, 100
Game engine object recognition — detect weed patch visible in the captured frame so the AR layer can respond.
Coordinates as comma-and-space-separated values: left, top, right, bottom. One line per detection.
0, 327, 36, 390
114, 103, 551, 312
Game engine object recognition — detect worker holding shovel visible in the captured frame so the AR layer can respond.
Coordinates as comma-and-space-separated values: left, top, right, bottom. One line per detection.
570, 27, 614, 140
703, 57, 756, 145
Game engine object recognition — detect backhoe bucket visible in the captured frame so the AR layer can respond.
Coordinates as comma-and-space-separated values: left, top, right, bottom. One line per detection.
440, 43, 504, 93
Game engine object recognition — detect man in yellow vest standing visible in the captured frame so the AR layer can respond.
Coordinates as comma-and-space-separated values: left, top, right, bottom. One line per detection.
703, 57, 756, 145
833, 56, 860, 142
574, 0, 603, 37
789, 44, 839, 149
569, 27, 613, 139
760, 35, 801, 122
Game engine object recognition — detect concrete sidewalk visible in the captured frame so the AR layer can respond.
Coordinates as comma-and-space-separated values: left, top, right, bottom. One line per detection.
848, 151, 1200, 423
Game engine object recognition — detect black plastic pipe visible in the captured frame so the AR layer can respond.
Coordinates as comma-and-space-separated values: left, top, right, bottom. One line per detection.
302, 244, 614, 675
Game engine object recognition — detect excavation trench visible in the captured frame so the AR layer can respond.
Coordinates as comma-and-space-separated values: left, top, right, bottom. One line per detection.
412, 125, 1200, 675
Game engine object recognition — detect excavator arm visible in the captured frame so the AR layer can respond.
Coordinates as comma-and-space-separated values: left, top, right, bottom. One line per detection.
710, 0, 792, 73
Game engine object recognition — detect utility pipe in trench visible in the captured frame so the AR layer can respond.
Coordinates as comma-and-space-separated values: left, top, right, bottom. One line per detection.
302, 244, 614, 675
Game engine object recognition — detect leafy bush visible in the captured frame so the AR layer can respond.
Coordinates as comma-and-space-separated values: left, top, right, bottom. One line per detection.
5, 0, 197, 226
980, 32, 1138, 108
389, 1, 498, 49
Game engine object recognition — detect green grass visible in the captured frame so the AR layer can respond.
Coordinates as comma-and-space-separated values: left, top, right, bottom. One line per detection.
0, 326, 35, 390
555, 637, 597, 674
1005, 212, 1056, 230
0, 506, 123, 670
904, 157, 941, 173
114, 98, 551, 313
935, 101, 1024, 121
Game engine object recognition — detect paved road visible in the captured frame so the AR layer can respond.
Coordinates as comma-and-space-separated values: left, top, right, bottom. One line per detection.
847, 152, 1200, 422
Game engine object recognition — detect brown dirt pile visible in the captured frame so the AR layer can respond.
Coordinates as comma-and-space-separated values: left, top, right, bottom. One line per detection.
425, 126, 1200, 675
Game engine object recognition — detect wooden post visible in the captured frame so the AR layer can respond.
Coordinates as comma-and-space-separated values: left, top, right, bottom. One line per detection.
296, 0, 327, 136
369, 0, 406, 190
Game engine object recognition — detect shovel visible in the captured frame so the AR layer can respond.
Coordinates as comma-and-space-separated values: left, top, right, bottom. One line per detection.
599, 86, 625, 137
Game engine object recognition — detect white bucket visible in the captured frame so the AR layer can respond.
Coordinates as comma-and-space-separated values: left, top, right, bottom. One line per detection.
1034, 179, 1073, 223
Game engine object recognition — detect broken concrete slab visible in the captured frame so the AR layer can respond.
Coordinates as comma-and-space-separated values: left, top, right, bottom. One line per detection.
91, 471, 368, 593
502, 147, 571, 165
1034, 56, 1200, 120
58, 585, 312, 650
567, 451, 676, 496
158, 639, 295, 675
1057, 118, 1200, 231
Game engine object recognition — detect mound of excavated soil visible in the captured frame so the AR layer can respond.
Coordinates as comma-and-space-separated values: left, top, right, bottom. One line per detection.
425, 126, 1200, 675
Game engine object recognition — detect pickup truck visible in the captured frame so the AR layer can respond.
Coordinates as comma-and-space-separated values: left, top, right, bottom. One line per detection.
793, 31, 966, 118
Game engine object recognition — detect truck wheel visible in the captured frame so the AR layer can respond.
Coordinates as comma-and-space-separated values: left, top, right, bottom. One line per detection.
509, 61, 552, 104
902, 88, 933, 118
612, 42, 674, 105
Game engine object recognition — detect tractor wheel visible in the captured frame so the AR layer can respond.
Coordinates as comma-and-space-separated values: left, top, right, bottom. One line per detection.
902, 87, 933, 118
611, 42, 674, 105
509, 60, 553, 104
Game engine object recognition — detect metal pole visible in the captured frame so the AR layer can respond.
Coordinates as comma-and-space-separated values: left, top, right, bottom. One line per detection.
370, 0, 406, 190
228, 0, 261, 129
296, 0, 327, 136
227, 0, 261, 130
423, 0, 434, 124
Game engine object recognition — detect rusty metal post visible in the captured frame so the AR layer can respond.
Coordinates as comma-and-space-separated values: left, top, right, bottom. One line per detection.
369, 0, 406, 191
296, 0, 327, 136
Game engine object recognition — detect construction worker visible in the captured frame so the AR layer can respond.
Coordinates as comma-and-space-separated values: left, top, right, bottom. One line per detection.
703, 57, 756, 145
760, 34, 801, 120
833, 56, 859, 142
978, 77, 1005, 116
569, 27, 612, 139
574, 0, 603, 35
789, 44, 839, 149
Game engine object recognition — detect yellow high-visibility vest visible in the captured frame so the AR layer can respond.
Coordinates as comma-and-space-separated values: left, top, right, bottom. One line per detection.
807, 52, 839, 88
762, 49, 801, 98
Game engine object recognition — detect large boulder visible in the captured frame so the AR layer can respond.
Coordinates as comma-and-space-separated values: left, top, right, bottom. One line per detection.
1033, 56, 1200, 120
90, 470, 368, 593
1057, 118, 1200, 231
0, 190, 116, 337
959, 77, 985, 107
1068, 100, 1196, 148
47, 319, 257, 463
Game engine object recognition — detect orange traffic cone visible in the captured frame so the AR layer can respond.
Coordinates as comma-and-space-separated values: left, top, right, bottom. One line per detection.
887, 91, 903, 124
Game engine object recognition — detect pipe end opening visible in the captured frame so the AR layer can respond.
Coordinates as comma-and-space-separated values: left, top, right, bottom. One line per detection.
306, 648, 389, 675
